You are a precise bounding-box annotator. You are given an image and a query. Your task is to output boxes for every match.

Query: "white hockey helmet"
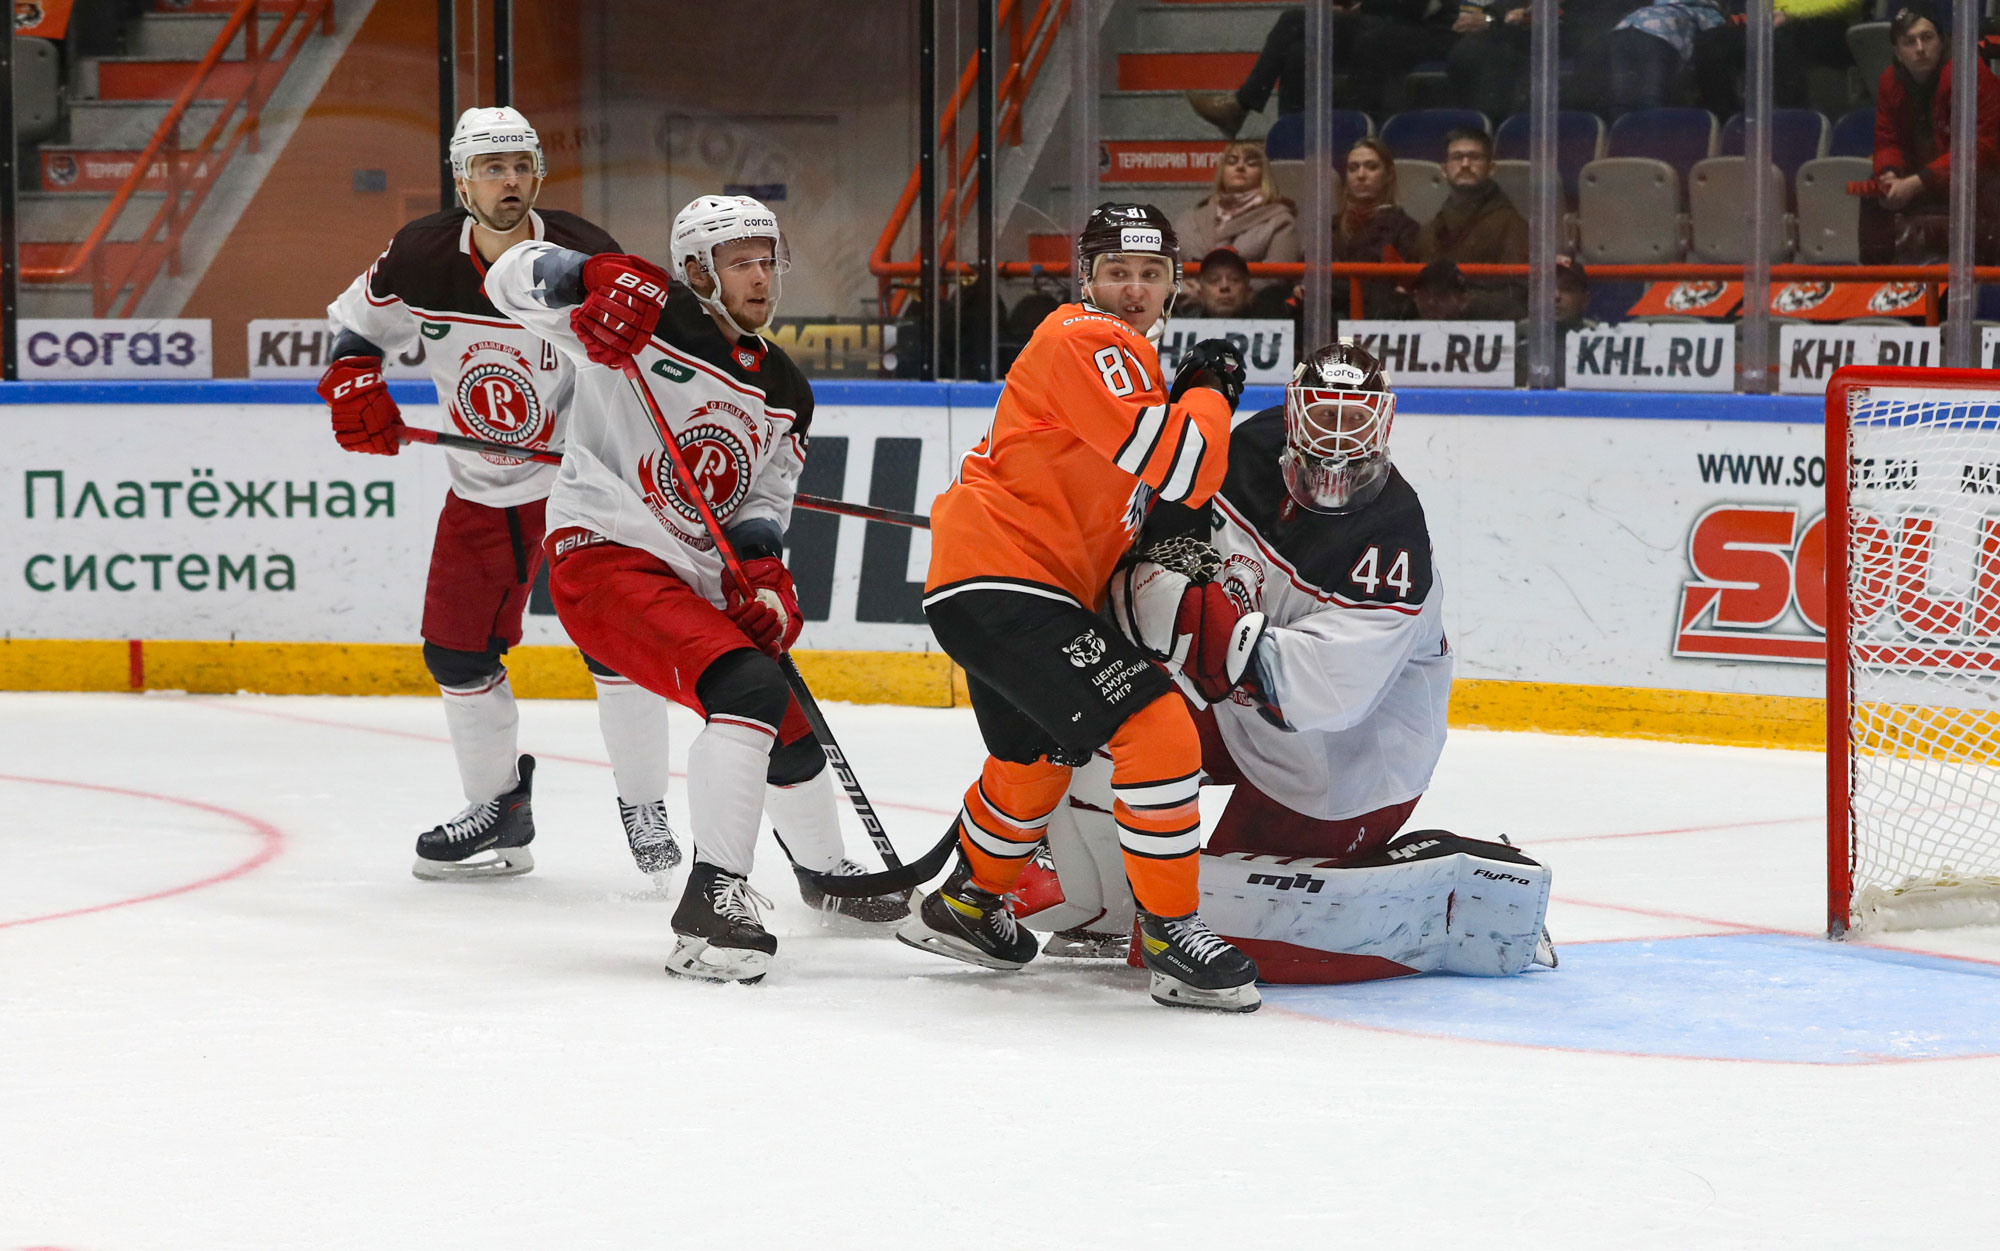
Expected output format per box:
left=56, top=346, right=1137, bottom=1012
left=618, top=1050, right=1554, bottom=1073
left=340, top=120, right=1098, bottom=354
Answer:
left=1282, top=339, right=1396, bottom=514
left=449, top=106, right=546, bottom=181
left=671, top=194, right=791, bottom=337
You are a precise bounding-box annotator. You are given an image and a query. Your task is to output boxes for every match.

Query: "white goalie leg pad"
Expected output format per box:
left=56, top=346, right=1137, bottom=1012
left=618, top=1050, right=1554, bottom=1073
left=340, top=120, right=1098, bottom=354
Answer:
left=685, top=717, right=775, bottom=877
left=1198, top=832, right=1553, bottom=983
left=1021, top=753, right=1136, bottom=934
left=764, top=766, right=844, bottom=872
left=439, top=670, right=520, bottom=803
left=593, top=672, right=673, bottom=805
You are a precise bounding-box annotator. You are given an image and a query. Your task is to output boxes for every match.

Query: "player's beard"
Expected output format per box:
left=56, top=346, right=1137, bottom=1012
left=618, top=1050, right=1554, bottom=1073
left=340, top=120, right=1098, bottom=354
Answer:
left=472, top=195, right=530, bottom=232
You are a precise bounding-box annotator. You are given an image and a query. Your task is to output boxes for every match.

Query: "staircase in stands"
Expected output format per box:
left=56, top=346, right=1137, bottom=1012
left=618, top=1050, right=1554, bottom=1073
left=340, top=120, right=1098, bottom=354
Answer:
left=20, top=0, right=331, bottom=319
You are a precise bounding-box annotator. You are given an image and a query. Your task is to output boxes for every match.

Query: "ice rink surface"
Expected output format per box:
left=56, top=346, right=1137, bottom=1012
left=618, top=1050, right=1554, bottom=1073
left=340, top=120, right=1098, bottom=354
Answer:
left=6, top=691, right=1997, bottom=1250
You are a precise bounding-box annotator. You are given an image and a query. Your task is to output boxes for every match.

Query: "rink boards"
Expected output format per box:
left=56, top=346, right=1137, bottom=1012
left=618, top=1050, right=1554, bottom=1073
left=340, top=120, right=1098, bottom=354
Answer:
left=1, top=380, right=1837, bottom=744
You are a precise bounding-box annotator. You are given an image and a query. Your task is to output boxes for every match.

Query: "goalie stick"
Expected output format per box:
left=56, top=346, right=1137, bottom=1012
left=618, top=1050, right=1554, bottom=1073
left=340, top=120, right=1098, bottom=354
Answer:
left=396, top=427, right=931, bottom=529
left=612, top=360, right=957, bottom=896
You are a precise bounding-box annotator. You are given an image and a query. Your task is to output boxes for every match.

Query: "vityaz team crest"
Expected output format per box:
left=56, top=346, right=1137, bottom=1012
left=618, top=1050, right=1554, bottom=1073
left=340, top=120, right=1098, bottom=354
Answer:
left=453, top=340, right=550, bottom=461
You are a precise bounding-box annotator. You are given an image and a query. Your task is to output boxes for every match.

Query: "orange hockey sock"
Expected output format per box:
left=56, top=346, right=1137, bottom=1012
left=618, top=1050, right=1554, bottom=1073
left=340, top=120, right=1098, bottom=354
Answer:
left=1105, top=693, right=1204, bottom=918
left=956, top=756, right=1072, bottom=895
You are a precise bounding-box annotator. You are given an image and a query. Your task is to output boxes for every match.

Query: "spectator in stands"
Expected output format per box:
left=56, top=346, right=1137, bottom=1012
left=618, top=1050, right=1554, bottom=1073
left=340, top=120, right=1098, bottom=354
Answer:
left=1694, top=0, right=1862, bottom=115
left=1187, top=248, right=1257, bottom=318
left=1333, top=138, right=1421, bottom=318
left=1516, top=255, right=1601, bottom=384
left=1186, top=2, right=1466, bottom=134
left=1174, top=141, right=1302, bottom=266
left=1407, top=259, right=1519, bottom=319
left=1571, top=0, right=1733, bottom=117
left=1446, top=0, right=1642, bottom=118
left=1186, top=7, right=1304, bottom=138
left=1862, top=0, right=2000, bottom=263
left=1418, top=128, right=1528, bottom=315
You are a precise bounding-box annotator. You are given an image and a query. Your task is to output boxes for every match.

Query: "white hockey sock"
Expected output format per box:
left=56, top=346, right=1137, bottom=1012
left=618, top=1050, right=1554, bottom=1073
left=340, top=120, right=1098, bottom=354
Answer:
left=685, top=717, right=775, bottom=877
left=593, top=672, right=673, bottom=804
left=439, top=670, right=520, bottom=803
left=765, top=765, right=845, bottom=872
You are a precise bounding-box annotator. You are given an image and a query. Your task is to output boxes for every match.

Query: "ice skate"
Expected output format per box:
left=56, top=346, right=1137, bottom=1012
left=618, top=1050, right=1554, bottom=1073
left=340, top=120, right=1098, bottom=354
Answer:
left=1041, top=926, right=1129, bottom=960
left=794, top=858, right=911, bottom=924
left=1137, top=911, right=1261, bottom=1013
left=619, top=798, right=683, bottom=880
left=667, top=861, right=778, bottom=984
left=413, top=755, right=537, bottom=880
left=897, top=864, right=1038, bottom=970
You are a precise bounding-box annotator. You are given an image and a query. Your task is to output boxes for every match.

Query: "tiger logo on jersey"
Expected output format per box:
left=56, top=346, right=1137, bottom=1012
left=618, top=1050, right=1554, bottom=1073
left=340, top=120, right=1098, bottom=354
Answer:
left=453, top=341, right=550, bottom=461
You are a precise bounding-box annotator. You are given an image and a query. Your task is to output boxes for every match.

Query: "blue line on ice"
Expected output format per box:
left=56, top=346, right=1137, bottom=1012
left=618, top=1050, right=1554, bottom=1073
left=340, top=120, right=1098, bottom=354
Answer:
left=1264, top=934, right=2000, bottom=1064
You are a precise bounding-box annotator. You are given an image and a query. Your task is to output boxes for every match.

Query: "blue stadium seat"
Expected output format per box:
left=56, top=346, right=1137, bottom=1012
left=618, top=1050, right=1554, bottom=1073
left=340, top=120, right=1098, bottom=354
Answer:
left=1606, top=108, right=1719, bottom=185
left=1378, top=109, right=1491, bottom=164
left=1830, top=107, right=1875, bottom=159
left=1263, top=109, right=1373, bottom=162
left=1494, top=111, right=1605, bottom=200
left=1720, top=110, right=1830, bottom=182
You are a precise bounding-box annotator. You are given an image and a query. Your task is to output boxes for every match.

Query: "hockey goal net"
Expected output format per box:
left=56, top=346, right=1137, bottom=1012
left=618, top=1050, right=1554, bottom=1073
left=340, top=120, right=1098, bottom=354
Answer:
left=1828, top=366, right=2000, bottom=936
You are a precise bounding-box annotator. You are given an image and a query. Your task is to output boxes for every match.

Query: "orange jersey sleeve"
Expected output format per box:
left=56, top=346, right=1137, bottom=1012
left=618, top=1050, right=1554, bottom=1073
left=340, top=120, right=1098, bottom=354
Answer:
left=1031, top=309, right=1232, bottom=509
left=925, top=305, right=1234, bottom=607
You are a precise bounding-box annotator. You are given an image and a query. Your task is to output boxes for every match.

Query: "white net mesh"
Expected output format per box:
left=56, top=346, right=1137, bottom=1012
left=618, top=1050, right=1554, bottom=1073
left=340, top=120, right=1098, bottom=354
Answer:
left=1842, top=382, right=2000, bottom=931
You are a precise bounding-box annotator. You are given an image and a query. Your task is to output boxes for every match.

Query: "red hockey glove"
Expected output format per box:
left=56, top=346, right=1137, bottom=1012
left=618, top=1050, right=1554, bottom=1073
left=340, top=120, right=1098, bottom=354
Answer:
left=725, top=556, right=803, bottom=657
left=316, top=356, right=404, bottom=455
left=571, top=253, right=673, bottom=367
left=1108, top=560, right=1266, bottom=704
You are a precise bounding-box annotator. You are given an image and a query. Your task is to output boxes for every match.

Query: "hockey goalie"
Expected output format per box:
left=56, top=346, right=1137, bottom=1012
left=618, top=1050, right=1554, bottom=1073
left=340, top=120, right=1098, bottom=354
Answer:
left=1018, top=339, right=1557, bottom=983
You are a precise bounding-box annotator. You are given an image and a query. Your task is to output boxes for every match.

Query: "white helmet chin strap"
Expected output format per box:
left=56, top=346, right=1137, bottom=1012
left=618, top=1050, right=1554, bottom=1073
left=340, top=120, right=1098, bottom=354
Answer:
left=691, top=250, right=777, bottom=340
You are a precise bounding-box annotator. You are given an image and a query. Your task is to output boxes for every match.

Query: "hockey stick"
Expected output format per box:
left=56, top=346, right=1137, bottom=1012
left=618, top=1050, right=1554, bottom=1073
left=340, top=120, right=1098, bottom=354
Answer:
left=397, top=427, right=932, bottom=529
left=613, top=359, right=956, bottom=895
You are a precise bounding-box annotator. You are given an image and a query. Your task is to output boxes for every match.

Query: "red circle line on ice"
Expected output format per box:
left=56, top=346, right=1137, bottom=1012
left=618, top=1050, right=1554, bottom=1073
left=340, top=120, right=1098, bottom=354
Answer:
left=0, top=774, right=286, bottom=930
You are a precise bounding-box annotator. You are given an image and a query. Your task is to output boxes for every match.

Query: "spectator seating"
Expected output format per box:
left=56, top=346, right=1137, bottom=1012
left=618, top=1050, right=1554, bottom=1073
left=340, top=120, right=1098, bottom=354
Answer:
left=1395, top=158, right=1450, bottom=225
left=1494, top=112, right=1606, bottom=202
left=1848, top=23, right=1893, bottom=102
left=1379, top=109, right=1491, bottom=163
left=1492, top=160, right=1532, bottom=218
left=1578, top=159, right=1681, bottom=263
left=16, top=37, right=58, bottom=144
left=1264, top=109, right=1373, bottom=162
left=1720, top=111, right=1830, bottom=184
left=1607, top=108, right=1719, bottom=189
left=1829, top=108, right=1875, bottom=159
left=1689, top=158, right=1791, bottom=263
left=1796, top=156, right=1871, bottom=263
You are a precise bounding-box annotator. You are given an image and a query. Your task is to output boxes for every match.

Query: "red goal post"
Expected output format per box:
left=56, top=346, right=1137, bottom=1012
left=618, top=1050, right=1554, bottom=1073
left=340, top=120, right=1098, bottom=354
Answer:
left=1826, top=365, right=2000, bottom=937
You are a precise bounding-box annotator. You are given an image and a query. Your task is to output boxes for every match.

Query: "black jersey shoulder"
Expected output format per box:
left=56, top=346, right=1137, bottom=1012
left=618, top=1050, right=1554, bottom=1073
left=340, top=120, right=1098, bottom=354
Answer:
left=1217, top=408, right=1433, bottom=605
left=536, top=209, right=620, bottom=256
left=372, top=209, right=619, bottom=319
left=654, top=287, right=815, bottom=436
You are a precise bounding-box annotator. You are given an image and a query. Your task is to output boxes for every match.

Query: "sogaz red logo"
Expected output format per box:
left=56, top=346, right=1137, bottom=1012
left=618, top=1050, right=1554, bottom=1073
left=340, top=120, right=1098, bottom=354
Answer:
left=1677, top=504, right=2000, bottom=669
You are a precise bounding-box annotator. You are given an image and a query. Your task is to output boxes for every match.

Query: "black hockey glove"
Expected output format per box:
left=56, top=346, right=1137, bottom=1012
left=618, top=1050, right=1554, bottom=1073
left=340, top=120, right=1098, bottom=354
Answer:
left=1169, top=338, right=1247, bottom=411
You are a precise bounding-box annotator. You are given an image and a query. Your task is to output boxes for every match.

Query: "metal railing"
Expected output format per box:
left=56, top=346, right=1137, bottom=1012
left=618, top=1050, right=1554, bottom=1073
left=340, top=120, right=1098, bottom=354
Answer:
left=868, top=0, right=1069, bottom=313
left=21, top=0, right=334, bottom=317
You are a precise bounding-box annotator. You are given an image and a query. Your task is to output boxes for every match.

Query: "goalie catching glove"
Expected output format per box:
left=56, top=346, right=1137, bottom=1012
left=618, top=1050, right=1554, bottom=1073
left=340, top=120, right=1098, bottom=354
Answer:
left=1108, top=537, right=1267, bottom=705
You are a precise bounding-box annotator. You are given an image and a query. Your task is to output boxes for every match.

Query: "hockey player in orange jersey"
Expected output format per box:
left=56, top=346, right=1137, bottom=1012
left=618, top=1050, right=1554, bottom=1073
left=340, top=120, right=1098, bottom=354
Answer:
left=900, top=203, right=1265, bottom=1011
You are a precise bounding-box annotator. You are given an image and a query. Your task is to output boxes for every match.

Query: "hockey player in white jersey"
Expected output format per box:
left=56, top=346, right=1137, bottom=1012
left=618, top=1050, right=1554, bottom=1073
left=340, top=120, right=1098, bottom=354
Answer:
left=483, top=194, right=907, bottom=984
left=318, top=106, right=679, bottom=883
left=1031, top=340, right=1555, bottom=979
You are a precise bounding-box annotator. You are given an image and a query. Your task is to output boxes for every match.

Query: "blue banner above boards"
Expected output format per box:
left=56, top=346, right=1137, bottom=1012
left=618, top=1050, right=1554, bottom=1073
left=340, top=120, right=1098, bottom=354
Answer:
left=0, top=379, right=1826, bottom=424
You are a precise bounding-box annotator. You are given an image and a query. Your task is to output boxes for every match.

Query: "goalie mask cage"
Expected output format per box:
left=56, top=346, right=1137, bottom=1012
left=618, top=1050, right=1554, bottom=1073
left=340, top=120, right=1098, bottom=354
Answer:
left=1827, top=365, right=2000, bottom=937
